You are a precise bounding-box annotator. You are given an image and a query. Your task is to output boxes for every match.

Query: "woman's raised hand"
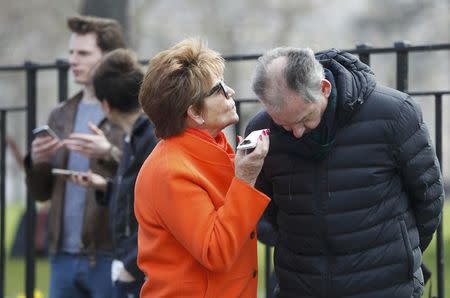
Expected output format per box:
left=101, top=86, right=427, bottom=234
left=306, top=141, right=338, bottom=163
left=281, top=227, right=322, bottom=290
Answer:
left=234, top=129, right=270, bottom=186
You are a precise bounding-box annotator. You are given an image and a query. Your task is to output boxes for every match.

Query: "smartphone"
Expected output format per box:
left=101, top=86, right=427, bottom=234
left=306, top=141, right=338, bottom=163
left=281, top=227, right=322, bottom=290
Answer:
left=51, top=168, right=88, bottom=177
left=32, top=125, right=60, bottom=140
left=237, top=129, right=266, bottom=150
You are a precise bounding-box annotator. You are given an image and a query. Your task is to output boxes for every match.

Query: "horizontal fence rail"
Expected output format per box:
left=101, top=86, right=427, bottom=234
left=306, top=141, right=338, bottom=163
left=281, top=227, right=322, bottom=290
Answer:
left=0, top=42, right=449, bottom=298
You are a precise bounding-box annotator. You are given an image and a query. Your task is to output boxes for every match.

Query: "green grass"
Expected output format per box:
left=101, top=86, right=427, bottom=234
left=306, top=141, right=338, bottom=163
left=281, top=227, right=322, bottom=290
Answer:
left=5, top=202, right=450, bottom=298
left=422, top=202, right=450, bottom=298
left=257, top=242, right=273, bottom=298
left=5, top=203, right=49, bottom=298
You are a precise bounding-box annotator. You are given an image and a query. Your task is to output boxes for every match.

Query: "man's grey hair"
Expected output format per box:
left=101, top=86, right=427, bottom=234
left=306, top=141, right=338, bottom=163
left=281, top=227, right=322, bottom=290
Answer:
left=252, top=47, right=324, bottom=110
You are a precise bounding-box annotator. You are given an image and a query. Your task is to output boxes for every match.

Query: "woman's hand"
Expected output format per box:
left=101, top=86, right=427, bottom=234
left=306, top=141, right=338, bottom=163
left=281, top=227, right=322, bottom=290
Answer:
left=234, top=129, right=270, bottom=186
left=68, top=171, right=108, bottom=192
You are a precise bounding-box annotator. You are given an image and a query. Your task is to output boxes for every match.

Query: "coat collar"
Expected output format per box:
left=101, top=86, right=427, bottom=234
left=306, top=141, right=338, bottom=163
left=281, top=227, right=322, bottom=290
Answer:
left=132, top=114, right=151, bottom=136
left=169, top=128, right=235, bottom=167
left=315, top=49, right=377, bottom=126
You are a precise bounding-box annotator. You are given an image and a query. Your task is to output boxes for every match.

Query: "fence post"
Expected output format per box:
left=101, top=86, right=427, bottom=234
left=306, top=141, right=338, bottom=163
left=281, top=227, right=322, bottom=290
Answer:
left=0, top=110, right=6, bottom=298
left=235, top=101, right=242, bottom=140
left=356, top=43, right=371, bottom=66
left=24, top=61, right=37, bottom=298
left=394, top=41, right=410, bottom=92
left=56, top=59, right=70, bottom=102
left=265, top=245, right=271, bottom=298
left=434, top=94, right=444, bottom=298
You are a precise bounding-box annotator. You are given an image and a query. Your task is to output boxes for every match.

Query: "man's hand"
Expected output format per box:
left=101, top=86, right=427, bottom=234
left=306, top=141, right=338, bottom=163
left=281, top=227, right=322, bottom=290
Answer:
left=31, top=136, right=63, bottom=165
left=64, top=122, right=112, bottom=159
left=111, top=259, right=136, bottom=283
left=68, top=171, right=107, bottom=192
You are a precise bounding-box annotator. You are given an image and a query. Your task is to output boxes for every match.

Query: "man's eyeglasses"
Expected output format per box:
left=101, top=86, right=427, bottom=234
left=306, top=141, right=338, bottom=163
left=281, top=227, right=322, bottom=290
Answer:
left=206, top=81, right=230, bottom=99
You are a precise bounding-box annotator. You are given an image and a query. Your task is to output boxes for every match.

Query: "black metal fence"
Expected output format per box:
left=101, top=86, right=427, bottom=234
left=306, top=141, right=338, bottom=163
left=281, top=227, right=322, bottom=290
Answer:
left=0, top=42, right=449, bottom=298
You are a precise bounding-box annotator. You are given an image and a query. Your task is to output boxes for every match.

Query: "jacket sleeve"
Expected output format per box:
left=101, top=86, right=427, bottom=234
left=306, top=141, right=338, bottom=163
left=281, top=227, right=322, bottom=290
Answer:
left=95, top=180, right=112, bottom=206
left=156, top=174, right=270, bottom=273
left=97, top=144, right=122, bottom=170
left=393, top=97, right=444, bottom=251
left=245, top=116, right=278, bottom=245
left=24, top=154, right=53, bottom=201
left=122, top=232, right=145, bottom=281
left=255, top=169, right=278, bottom=246
left=95, top=120, right=124, bottom=174
left=23, top=108, right=61, bottom=202
left=257, top=209, right=278, bottom=246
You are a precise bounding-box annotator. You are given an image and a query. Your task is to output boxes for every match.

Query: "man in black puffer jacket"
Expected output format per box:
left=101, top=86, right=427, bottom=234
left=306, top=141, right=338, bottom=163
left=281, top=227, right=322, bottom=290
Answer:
left=246, top=47, right=444, bottom=298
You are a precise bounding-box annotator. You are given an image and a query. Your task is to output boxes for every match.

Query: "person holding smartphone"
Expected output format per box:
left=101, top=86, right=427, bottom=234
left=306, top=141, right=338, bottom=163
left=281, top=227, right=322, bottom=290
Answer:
left=24, top=15, right=126, bottom=298
left=134, top=39, right=271, bottom=298
left=67, top=49, right=158, bottom=298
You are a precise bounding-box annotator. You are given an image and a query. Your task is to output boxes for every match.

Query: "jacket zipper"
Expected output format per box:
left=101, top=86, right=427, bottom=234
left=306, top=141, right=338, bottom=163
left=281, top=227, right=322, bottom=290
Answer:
left=114, top=175, right=123, bottom=245
left=319, top=157, right=332, bottom=297
left=125, top=194, right=131, bottom=237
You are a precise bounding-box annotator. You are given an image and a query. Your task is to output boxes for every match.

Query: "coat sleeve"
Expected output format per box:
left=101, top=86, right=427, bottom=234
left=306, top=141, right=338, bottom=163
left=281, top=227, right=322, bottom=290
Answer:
left=156, top=173, right=270, bottom=273
left=257, top=209, right=278, bottom=246
left=24, top=108, right=61, bottom=202
left=393, top=97, right=444, bottom=251
left=245, top=115, right=278, bottom=245
left=24, top=154, right=53, bottom=201
left=255, top=169, right=278, bottom=246
left=95, top=178, right=115, bottom=206
left=121, top=127, right=157, bottom=280
left=122, top=232, right=144, bottom=280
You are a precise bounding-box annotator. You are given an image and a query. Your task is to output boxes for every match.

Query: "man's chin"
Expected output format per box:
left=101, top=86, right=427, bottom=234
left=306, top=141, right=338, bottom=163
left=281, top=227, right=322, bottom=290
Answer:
left=74, top=78, right=88, bottom=85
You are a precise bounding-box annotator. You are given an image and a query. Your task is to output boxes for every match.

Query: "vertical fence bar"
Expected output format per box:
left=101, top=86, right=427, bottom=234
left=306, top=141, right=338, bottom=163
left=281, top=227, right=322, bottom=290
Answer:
left=265, top=245, right=271, bottom=298
left=356, top=44, right=371, bottom=66
left=0, top=110, right=6, bottom=298
left=394, top=41, right=410, bottom=92
left=56, top=59, right=69, bottom=102
left=25, top=61, right=37, bottom=298
left=434, top=94, right=444, bottom=298
left=235, top=101, right=242, bottom=141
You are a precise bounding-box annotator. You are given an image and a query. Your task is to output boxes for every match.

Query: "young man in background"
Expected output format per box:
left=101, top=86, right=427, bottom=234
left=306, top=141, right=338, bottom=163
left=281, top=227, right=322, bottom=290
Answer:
left=68, top=48, right=158, bottom=298
left=25, top=15, right=126, bottom=298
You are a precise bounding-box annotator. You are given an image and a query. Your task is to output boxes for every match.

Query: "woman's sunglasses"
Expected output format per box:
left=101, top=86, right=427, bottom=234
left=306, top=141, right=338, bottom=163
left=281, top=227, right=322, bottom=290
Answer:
left=206, top=81, right=230, bottom=99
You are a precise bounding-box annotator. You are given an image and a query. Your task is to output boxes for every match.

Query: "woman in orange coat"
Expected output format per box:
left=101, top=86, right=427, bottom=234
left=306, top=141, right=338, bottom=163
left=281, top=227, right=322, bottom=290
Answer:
left=135, top=38, right=271, bottom=297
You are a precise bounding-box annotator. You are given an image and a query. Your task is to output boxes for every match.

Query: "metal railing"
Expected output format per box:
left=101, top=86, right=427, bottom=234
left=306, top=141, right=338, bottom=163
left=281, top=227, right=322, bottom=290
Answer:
left=0, top=42, right=449, bottom=298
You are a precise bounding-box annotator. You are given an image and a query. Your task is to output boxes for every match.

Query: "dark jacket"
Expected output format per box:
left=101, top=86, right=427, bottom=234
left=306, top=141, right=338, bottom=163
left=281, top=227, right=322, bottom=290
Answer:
left=25, top=92, right=124, bottom=256
left=97, top=114, right=158, bottom=280
left=246, top=49, right=444, bottom=298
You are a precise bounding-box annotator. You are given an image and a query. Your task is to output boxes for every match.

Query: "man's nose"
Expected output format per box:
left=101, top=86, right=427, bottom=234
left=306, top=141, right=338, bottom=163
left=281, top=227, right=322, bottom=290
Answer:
left=292, top=126, right=305, bottom=139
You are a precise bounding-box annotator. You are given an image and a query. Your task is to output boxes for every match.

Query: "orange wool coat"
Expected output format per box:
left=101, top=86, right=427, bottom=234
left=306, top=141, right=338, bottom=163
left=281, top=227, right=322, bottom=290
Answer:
left=134, top=128, right=270, bottom=297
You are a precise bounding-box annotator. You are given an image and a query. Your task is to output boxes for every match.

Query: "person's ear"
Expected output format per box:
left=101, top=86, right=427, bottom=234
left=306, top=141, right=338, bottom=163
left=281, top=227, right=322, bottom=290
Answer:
left=100, top=100, right=111, bottom=114
left=187, top=105, right=205, bottom=126
left=321, top=79, right=332, bottom=98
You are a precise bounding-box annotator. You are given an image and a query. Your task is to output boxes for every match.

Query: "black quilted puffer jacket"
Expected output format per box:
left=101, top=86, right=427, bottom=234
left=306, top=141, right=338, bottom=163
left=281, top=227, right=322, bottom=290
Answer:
left=246, top=49, right=444, bottom=298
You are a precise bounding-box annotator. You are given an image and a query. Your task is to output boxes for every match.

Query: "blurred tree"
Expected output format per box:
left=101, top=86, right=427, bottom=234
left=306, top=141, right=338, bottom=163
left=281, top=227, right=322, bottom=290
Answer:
left=354, top=0, right=446, bottom=43
left=352, top=0, right=448, bottom=89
